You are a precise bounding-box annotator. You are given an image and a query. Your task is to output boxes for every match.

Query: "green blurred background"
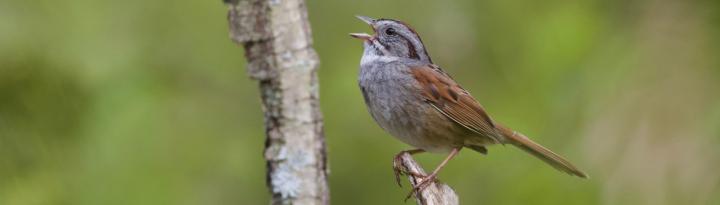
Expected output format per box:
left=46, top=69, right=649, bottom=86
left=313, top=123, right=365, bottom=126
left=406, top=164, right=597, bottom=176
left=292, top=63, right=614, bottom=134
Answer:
left=1, top=0, right=719, bottom=204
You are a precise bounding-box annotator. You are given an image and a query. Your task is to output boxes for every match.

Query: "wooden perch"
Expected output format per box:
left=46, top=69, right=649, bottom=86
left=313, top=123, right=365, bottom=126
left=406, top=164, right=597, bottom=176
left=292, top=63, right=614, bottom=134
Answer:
left=396, top=152, right=459, bottom=205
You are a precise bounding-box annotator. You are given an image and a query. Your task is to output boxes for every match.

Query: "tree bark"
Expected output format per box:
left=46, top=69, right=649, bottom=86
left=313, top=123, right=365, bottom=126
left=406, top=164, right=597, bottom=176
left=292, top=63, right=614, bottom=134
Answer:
left=224, top=0, right=329, bottom=204
left=397, top=153, right=459, bottom=205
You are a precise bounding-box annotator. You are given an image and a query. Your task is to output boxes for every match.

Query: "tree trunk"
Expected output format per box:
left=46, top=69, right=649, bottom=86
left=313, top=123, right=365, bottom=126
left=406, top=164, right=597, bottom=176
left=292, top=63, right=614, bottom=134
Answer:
left=224, top=0, right=329, bottom=204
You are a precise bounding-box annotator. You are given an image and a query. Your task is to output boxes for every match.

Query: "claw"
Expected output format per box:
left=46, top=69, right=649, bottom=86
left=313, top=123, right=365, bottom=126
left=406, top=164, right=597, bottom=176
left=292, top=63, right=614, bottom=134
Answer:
left=393, top=154, right=405, bottom=187
left=393, top=149, right=426, bottom=187
left=404, top=173, right=438, bottom=201
left=394, top=160, right=427, bottom=188
left=399, top=147, right=459, bottom=201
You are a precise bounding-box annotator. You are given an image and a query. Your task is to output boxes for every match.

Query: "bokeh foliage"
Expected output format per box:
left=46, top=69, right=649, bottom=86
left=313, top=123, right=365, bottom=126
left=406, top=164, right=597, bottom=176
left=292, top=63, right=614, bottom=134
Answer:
left=1, top=0, right=719, bottom=204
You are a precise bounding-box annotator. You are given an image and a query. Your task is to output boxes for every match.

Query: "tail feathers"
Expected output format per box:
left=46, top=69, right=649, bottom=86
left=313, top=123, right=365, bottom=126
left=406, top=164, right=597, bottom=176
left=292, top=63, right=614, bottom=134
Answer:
left=497, top=124, right=588, bottom=178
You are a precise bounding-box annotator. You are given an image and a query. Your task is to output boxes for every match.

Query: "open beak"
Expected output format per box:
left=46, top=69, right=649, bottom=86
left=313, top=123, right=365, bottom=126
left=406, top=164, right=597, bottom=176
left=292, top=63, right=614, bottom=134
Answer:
left=349, top=33, right=372, bottom=40
left=356, top=15, right=375, bottom=25
left=350, top=15, right=375, bottom=41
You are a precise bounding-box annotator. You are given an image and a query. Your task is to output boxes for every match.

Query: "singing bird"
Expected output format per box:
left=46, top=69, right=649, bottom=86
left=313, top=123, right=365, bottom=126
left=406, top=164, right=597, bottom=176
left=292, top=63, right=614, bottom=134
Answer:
left=350, top=16, right=588, bottom=197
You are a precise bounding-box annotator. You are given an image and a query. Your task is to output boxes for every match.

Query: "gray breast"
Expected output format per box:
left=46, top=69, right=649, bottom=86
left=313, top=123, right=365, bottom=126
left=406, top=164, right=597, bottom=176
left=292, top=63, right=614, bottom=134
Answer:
left=358, top=59, right=463, bottom=153
left=359, top=61, right=420, bottom=125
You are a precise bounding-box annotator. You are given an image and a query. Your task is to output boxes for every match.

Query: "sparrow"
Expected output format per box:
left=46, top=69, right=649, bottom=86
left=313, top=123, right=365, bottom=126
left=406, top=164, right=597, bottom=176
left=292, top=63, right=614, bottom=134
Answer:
left=350, top=15, right=587, bottom=197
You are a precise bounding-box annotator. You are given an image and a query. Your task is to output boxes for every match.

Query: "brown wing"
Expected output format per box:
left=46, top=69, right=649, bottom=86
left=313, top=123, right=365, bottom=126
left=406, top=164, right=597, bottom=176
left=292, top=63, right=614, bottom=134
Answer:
left=410, top=64, right=502, bottom=143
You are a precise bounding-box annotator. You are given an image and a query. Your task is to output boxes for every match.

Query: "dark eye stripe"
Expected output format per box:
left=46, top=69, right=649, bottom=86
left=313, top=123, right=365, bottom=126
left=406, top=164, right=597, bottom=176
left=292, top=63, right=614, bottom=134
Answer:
left=403, top=36, right=420, bottom=60
left=377, top=19, right=433, bottom=63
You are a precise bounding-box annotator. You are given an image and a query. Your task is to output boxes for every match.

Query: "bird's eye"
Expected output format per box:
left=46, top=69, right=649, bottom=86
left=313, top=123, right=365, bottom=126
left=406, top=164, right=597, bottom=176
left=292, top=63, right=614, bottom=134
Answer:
left=385, top=28, right=397, bottom=36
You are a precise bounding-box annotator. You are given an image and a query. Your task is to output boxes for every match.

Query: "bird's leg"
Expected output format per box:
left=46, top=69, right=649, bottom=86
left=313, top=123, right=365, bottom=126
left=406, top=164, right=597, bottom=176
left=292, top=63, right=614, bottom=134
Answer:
left=405, top=147, right=462, bottom=201
left=393, top=149, right=425, bottom=187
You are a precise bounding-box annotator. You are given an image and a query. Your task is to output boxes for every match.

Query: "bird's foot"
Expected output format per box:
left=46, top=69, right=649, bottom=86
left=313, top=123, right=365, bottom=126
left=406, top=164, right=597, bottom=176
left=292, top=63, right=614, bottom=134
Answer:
left=404, top=172, right=438, bottom=201
left=393, top=151, right=427, bottom=187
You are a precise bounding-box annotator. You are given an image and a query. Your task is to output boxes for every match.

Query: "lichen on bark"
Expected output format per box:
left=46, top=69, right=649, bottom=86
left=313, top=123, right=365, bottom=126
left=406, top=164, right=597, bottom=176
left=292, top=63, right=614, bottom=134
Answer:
left=225, top=0, right=329, bottom=204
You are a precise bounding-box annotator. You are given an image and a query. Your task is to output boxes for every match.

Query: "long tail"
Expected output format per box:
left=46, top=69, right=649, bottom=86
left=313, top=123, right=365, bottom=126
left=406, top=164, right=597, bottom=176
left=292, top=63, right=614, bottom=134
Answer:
left=496, top=124, right=588, bottom=178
